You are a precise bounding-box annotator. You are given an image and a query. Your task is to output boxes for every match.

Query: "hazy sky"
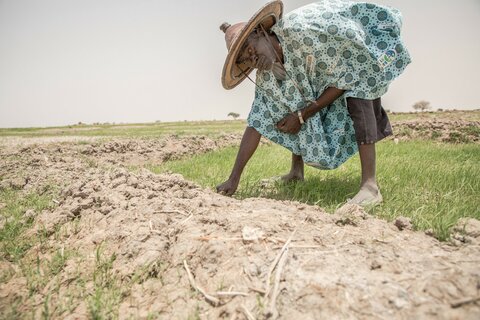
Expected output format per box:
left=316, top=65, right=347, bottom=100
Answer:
left=0, top=0, right=479, bottom=128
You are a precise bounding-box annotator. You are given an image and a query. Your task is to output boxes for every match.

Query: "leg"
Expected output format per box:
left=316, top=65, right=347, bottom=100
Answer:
left=216, top=126, right=261, bottom=196
left=349, top=143, right=382, bottom=204
left=281, top=153, right=304, bottom=182
left=346, top=97, right=391, bottom=205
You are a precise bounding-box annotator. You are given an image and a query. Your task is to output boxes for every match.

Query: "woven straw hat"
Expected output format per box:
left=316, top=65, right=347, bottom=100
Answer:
left=220, top=1, right=283, bottom=90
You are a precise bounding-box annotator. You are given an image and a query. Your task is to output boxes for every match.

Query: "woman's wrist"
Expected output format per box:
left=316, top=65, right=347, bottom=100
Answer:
left=302, top=101, right=319, bottom=121
left=297, top=110, right=305, bottom=124
left=303, top=87, right=345, bottom=121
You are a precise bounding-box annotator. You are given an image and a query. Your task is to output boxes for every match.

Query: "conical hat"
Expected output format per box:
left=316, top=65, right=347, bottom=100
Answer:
left=220, top=1, right=283, bottom=90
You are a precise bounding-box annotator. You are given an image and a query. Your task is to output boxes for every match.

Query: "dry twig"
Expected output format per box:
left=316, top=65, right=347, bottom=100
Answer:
left=183, top=260, right=220, bottom=306
left=239, top=305, right=256, bottom=320
left=273, top=244, right=324, bottom=249
left=155, top=209, right=189, bottom=216
left=264, top=228, right=297, bottom=298
left=194, top=235, right=243, bottom=242
left=215, top=291, right=249, bottom=297
left=265, top=246, right=289, bottom=319
left=149, top=220, right=162, bottom=235
left=451, top=296, right=480, bottom=308
left=248, top=287, right=266, bottom=295
left=179, top=213, right=193, bottom=224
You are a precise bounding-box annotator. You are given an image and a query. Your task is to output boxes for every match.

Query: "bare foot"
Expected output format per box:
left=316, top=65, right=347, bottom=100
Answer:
left=281, top=153, right=304, bottom=182
left=280, top=171, right=304, bottom=182
left=259, top=171, right=303, bottom=189
left=348, top=184, right=383, bottom=206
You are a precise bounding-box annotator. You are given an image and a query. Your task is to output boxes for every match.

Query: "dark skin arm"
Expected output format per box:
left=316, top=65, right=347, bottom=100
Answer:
left=216, top=88, right=344, bottom=196
left=216, top=126, right=261, bottom=196
left=276, top=87, right=346, bottom=134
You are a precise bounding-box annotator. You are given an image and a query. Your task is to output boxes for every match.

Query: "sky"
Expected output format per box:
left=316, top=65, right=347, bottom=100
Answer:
left=0, top=0, right=479, bottom=128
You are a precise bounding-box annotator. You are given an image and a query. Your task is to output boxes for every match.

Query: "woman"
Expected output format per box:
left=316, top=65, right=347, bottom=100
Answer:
left=217, top=0, right=410, bottom=205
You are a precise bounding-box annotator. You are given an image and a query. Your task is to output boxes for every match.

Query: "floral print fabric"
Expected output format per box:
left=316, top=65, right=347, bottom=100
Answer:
left=247, top=0, right=411, bottom=169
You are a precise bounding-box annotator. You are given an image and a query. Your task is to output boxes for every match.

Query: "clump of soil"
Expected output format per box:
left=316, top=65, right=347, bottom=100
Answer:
left=1, top=135, right=479, bottom=319
left=450, top=218, right=480, bottom=246
left=394, top=216, right=413, bottom=231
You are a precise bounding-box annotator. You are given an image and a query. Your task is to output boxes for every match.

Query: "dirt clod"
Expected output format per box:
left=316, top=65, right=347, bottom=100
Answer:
left=370, top=260, right=382, bottom=270
left=242, top=226, right=264, bottom=243
left=334, top=203, right=368, bottom=226
left=394, top=216, right=413, bottom=231
left=453, top=218, right=480, bottom=238
left=24, top=209, right=36, bottom=219
left=450, top=218, right=480, bottom=246
left=9, top=177, right=27, bottom=190
left=425, top=229, right=435, bottom=237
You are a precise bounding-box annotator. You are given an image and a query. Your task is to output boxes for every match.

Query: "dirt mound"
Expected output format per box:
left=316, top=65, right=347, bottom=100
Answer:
left=77, top=135, right=240, bottom=164
left=1, top=135, right=479, bottom=319
left=392, top=119, right=480, bottom=143
left=0, top=134, right=241, bottom=193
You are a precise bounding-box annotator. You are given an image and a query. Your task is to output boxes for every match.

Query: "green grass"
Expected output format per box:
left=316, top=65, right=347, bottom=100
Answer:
left=88, top=245, right=124, bottom=320
left=0, top=187, right=62, bottom=317
left=0, top=120, right=247, bottom=138
left=0, top=188, right=56, bottom=262
left=151, top=140, right=480, bottom=240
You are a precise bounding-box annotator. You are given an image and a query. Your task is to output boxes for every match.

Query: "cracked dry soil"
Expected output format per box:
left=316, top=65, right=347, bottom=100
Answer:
left=0, top=135, right=479, bottom=319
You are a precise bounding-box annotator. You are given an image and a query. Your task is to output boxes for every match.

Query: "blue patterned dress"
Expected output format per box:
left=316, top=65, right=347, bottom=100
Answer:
left=247, top=0, right=411, bottom=169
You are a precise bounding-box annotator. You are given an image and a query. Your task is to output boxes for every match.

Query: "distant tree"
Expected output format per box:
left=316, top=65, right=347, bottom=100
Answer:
left=228, top=112, right=240, bottom=120
left=412, top=100, right=431, bottom=112
left=437, top=108, right=443, bottom=112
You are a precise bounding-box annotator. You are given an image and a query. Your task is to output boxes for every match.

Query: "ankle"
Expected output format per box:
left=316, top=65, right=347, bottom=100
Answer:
left=360, top=180, right=378, bottom=192
left=287, top=171, right=303, bottom=178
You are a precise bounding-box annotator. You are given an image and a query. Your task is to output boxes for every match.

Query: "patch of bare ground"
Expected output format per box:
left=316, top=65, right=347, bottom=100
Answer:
left=0, top=134, right=479, bottom=319
left=392, top=119, right=480, bottom=143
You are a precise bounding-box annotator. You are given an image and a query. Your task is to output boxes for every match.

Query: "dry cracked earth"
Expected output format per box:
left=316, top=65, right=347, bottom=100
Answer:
left=0, top=128, right=479, bottom=319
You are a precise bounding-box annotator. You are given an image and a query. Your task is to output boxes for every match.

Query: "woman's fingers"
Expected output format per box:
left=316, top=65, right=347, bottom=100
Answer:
left=256, top=56, right=265, bottom=70
left=216, top=180, right=237, bottom=196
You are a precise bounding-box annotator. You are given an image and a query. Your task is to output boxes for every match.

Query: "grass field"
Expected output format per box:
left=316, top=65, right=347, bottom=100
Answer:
left=151, top=139, right=480, bottom=241
left=1, top=109, right=478, bottom=138
left=0, top=120, right=247, bottom=138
